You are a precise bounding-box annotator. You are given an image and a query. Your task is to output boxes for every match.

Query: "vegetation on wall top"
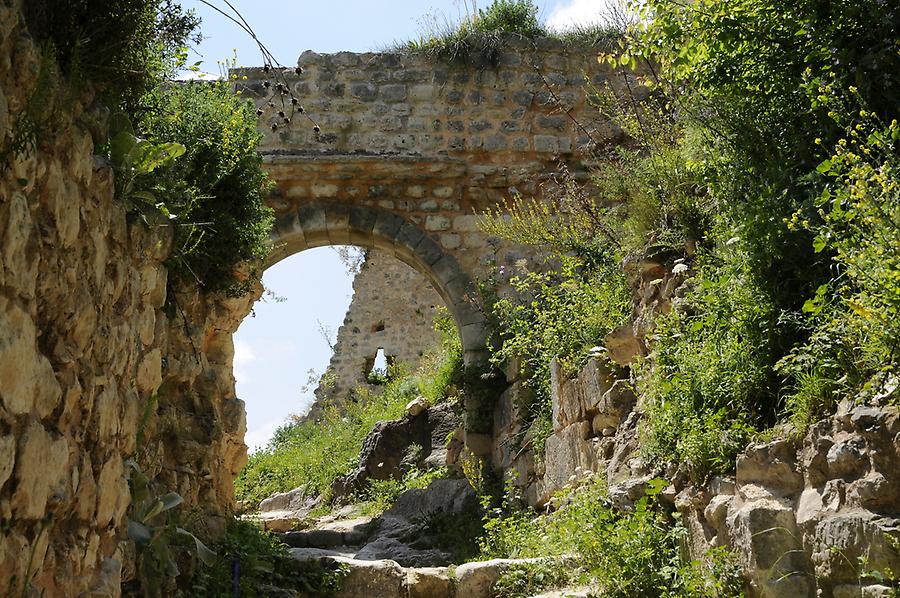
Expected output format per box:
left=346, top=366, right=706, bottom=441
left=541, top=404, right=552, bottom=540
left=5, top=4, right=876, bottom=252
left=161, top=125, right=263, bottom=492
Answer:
left=397, top=0, right=620, bottom=66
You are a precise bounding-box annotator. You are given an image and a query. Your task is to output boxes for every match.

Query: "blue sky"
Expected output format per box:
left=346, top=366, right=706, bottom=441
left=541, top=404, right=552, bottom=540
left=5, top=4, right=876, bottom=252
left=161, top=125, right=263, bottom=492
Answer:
left=181, top=0, right=615, bottom=451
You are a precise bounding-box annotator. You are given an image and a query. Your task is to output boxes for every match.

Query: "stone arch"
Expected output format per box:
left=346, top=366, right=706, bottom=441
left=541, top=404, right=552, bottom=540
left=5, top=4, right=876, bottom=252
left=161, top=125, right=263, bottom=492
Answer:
left=266, top=201, right=488, bottom=364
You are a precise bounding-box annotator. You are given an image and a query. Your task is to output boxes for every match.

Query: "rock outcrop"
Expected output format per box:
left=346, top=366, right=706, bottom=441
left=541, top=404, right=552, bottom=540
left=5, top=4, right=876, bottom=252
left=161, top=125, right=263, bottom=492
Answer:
left=355, top=478, right=481, bottom=567
left=332, top=402, right=460, bottom=501
left=495, top=345, right=900, bottom=597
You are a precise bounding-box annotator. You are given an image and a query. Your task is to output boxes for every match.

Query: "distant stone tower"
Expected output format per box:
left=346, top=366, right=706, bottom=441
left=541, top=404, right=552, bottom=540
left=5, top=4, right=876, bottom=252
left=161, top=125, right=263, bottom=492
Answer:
left=309, top=250, right=444, bottom=417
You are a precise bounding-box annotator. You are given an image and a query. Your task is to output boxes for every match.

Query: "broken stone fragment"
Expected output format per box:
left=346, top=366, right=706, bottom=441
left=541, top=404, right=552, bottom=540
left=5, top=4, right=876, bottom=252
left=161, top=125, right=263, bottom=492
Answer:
left=406, top=397, right=427, bottom=417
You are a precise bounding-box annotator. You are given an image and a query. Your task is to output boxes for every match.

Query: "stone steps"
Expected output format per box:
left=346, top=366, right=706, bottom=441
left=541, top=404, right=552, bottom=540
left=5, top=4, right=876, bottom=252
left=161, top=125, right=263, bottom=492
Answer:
left=290, top=554, right=577, bottom=598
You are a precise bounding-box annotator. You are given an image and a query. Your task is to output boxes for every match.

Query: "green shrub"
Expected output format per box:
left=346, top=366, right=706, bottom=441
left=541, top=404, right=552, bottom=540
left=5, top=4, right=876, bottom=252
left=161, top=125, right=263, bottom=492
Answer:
left=492, top=256, right=628, bottom=400
left=639, top=244, right=780, bottom=481
left=23, top=0, right=199, bottom=106
left=478, top=198, right=630, bottom=450
left=190, top=519, right=347, bottom=597
left=480, top=477, right=745, bottom=597
left=137, top=81, right=273, bottom=295
left=472, top=0, right=543, bottom=37
left=603, top=0, right=900, bottom=468
left=493, top=560, right=570, bottom=598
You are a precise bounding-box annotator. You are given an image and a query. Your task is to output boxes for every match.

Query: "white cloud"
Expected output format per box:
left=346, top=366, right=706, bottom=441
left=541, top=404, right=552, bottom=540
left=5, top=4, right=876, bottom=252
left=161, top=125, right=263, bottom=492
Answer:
left=547, top=0, right=620, bottom=30
left=175, top=70, right=222, bottom=81
left=233, top=339, right=255, bottom=384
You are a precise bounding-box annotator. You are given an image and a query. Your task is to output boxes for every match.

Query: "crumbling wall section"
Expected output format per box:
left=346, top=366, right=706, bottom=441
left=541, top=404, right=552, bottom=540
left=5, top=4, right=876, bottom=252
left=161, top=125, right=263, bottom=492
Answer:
left=311, top=250, right=443, bottom=415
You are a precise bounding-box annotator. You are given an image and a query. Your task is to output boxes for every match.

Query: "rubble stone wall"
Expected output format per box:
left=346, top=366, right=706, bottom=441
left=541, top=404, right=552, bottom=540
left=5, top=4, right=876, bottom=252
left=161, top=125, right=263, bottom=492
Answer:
left=0, top=5, right=252, bottom=595
left=242, top=41, right=638, bottom=366
left=312, top=250, right=443, bottom=412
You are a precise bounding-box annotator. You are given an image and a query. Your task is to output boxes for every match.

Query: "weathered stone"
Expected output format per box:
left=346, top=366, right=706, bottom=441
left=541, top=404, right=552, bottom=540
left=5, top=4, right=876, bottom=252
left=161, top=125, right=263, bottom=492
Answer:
left=726, top=497, right=813, bottom=595
left=406, top=567, right=454, bottom=598
left=0, top=301, right=39, bottom=415
left=604, top=324, right=643, bottom=365
left=812, top=512, right=900, bottom=586
left=0, top=434, right=15, bottom=490
left=12, top=421, right=70, bottom=520
left=330, top=557, right=406, bottom=598
left=406, top=397, right=427, bottom=417
left=826, top=439, right=867, bottom=478
left=736, top=440, right=803, bottom=497
left=355, top=478, right=480, bottom=567
left=332, top=403, right=459, bottom=500
left=539, top=422, right=596, bottom=504
left=95, top=456, right=128, bottom=529
left=456, top=558, right=546, bottom=597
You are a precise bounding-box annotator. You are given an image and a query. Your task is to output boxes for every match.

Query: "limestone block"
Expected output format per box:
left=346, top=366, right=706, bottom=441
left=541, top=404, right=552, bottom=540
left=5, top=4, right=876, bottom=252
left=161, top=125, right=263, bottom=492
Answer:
left=43, top=160, right=81, bottom=247
left=604, top=324, right=643, bottom=366
left=736, top=439, right=803, bottom=498
left=135, top=349, right=162, bottom=394
left=726, top=496, right=813, bottom=596
left=826, top=439, right=867, bottom=479
left=12, top=421, right=70, bottom=519
left=406, top=397, right=427, bottom=417
left=1, top=192, right=37, bottom=297
left=312, top=182, right=339, bottom=198
left=94, top=385, right=119, bottom=441
left=533, top=135, right=559, bottom=153
left=329, top=556, right=406, bottom=598
left=406, top=567, right=454, bottom=598
left=95, top=456, right=128, bottom=528
left=579, top=358, right=620, bottom=412
left=0, top=300, right=56, bottom=416
left=380, top=84, right=408, bottom=103
left=704, top=494, right=734, bottom=534
left=539, top=422, right=596, bottom=504
left=812, top=512, right=900, bottom=587
left=0, top=434, right=14, bottom=490
left=75, top=454, right=98, bottom=521
left=550, top=358, right=583, bottom=430
left=456, top=558, right=546, bottom=598
left=452, top=215, right=480, bottom=232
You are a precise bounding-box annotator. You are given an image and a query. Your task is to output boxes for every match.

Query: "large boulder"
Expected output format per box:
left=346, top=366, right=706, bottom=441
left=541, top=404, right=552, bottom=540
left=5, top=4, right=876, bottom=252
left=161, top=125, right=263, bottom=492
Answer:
left=455, top=558, right=548, bottom=597
left=332, top=402, right=459, bottom=502
left=354, top=478, right=481, bottom=567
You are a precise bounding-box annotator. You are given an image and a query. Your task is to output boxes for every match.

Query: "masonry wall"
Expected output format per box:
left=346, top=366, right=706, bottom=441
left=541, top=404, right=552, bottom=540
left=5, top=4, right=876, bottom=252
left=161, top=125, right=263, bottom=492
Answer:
left=243, top=39, right=637, bottom=286
left=0, top=5, right=251, bottom=595
left=312, top=250, right=443, bottom=414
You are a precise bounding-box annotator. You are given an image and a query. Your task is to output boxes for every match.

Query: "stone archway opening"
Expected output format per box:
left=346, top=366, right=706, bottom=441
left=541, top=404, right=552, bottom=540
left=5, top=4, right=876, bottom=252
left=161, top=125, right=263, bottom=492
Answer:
left=266, top=201, right=489, bottom=366
left=234, top=226, right=474, bottom=452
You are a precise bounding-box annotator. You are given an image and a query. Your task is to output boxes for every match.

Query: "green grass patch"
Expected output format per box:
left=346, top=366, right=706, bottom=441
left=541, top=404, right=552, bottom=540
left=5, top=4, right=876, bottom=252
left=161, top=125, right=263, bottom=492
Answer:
left=235, top=310, right=463, bottom=509
left=394, top=0, right=620, bottom=66
left=479, top=477, right=745, bottom=597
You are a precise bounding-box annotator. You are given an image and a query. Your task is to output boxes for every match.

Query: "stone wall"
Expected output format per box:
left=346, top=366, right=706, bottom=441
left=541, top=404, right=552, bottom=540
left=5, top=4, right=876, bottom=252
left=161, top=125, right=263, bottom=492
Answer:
left=312, top=249, right=442, bottom=414
left=0, top=5, right=251, bottom=595
left=0, top=8, right=164, bottom=593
